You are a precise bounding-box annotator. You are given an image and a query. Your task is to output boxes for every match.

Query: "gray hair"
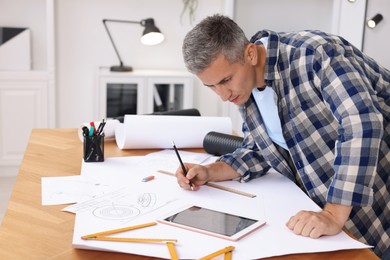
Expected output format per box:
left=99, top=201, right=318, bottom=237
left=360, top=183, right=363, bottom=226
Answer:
left=182, top=14, right=249, bottom=74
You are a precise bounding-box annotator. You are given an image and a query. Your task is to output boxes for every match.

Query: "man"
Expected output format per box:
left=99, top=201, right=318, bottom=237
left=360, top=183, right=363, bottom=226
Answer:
left=176, top=14, right=390, bottom=258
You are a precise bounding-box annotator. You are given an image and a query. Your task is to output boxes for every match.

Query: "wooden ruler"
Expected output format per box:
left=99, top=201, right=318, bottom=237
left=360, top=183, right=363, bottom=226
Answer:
left=157, top=170, right=256, bottom=198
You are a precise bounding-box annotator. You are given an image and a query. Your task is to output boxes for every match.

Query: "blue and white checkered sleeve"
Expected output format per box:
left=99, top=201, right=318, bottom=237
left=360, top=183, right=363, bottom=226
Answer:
left=314, top=43, right=383, bottom=206
left=218, top=122, right=271, bottom=182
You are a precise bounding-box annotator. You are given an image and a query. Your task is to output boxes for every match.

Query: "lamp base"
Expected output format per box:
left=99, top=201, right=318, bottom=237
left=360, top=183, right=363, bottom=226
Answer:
left=110, top=65, right=133, bottom=72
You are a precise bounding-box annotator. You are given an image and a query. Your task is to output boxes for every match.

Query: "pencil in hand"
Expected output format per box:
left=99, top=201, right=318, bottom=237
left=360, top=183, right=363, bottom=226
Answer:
left=172, top=141, right=194, bottom=190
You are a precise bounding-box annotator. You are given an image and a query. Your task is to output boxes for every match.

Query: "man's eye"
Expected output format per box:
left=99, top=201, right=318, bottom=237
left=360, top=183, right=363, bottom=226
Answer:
left=221, top=78, right=231, bottom=85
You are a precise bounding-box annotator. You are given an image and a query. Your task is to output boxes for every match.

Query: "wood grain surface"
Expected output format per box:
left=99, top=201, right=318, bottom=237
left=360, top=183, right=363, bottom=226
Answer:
left=0, top=129, right=378, bottom=259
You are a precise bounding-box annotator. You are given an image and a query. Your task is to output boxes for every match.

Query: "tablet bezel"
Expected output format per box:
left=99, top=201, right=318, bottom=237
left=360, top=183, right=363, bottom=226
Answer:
left=156, top=204, right=266, bottom=241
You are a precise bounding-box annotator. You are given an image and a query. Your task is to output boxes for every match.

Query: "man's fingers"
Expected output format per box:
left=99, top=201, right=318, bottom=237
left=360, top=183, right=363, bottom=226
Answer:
left=287, top=210, right=339, bottom=238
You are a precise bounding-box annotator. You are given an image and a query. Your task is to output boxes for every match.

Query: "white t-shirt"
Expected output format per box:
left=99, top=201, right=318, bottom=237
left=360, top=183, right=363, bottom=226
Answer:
left=252, top=37, right=288, bottom=150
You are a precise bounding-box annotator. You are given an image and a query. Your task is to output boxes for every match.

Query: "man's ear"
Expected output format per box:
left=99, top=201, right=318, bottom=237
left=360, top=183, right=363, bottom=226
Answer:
left=246, top=43, right=258, bottom=65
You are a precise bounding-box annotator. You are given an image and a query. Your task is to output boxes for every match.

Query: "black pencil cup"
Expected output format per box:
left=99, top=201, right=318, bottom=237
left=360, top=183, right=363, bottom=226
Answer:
left=83, top=134, right=104, bottom=162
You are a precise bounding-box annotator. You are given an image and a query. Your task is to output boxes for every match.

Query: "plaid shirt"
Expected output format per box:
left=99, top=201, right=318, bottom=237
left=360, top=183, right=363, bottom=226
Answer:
left=219, top=30, right=390, bottom=256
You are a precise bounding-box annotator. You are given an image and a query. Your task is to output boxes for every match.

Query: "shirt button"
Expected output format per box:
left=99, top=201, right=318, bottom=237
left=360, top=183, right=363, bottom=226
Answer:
left=296, top=161, right=303, bottom=169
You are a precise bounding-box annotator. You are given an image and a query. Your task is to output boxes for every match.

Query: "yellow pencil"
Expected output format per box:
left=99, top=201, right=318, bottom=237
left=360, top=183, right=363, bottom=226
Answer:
left=224, top=250, right=233, bottom=260
left=166, top=241, right=179, bottom=260
left=81, top=222, right=157, bottom=239
left=199, top=246, right=235, bottom=260
left=157, top=170, right=256, bottom=198
left=84, top=236, right=177, bottom=243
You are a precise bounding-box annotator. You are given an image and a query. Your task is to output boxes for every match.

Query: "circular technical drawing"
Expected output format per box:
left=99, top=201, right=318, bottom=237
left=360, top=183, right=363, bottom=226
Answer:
left=138, top=193, right=157, bottom=207
left=93, top=205, right=140, bottom=220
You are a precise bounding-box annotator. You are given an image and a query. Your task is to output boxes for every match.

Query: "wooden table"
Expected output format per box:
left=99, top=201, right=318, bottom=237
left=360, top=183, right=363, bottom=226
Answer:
left=0, top=129, right=379, bottom=259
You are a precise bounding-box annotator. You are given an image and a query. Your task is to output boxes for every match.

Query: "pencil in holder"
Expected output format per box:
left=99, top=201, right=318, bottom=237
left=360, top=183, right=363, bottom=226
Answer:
left=83, top=134, right=104, bottom=162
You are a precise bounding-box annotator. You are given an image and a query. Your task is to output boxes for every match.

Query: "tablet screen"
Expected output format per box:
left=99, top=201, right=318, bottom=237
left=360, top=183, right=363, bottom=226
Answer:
left=163, top=205, right=258, bottom=237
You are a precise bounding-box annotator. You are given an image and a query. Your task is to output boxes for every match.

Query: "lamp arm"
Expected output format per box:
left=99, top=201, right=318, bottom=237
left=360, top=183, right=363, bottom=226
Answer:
left=103, top=19, right=142, bottom=25
left=102, top=19, right=142, bottom=67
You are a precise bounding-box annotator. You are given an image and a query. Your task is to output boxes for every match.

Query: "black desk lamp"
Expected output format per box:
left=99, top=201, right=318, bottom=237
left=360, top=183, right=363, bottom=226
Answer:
left=103, top=18, right=164, bottom=72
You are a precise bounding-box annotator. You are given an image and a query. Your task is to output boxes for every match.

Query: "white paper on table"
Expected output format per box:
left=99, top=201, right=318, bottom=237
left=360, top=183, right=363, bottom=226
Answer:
left=72, top=170, right=267, bottom=259
left=115, top=115, right=232, bottom=149
left=146, top=149, right=219, bottom=164
left=61, top=151, right=216, bottom=202
left=41, top=175, right=113, bottom=206
left=71, top=154, right=372, bottom=259
left=143, top=149, right=219, bottom=173
left=78, top=119, right=120, bottom=142
left=64, top=185, right=177, bottom=221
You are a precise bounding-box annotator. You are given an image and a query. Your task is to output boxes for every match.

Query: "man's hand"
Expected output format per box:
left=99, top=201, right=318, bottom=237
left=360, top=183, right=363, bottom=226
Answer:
left=286, top=203, right=353, bottom=238
left=175, top=161, right=240, bottom=191
left=175, top=163, right=209, bottom=191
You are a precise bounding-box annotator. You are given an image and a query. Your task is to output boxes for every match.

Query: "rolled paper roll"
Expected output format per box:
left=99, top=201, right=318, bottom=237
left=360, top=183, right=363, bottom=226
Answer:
left=203, top=131, right=244, bottom=156
left=115, top=115, right=232, bottom=149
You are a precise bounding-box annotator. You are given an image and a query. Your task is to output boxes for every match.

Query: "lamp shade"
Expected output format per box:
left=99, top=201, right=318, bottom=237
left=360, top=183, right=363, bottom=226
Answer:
left=140, top=19, right=164, bottom=45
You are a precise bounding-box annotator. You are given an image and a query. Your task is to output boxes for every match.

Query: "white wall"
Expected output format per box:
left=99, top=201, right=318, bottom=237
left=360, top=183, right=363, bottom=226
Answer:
left=4, top=0, right=383, bottom=132
left=364, top=0, right=390, bottom=69
left=55, top=0, right=224, bottom=127
left=0, top=0, right=343, bottom=131
left=0, top=0, right=47, bottom=70
left=235, top=0, right=334, bottom=38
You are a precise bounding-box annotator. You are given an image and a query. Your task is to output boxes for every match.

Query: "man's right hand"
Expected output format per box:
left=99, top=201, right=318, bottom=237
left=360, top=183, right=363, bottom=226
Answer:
left=175, top=163, right=208, bottom=191
left=174, top=161, right=241, bottom=191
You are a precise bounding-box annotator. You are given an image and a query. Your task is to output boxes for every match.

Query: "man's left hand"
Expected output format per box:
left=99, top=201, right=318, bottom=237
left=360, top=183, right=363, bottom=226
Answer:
left=286, top=203, right=353, bottom=238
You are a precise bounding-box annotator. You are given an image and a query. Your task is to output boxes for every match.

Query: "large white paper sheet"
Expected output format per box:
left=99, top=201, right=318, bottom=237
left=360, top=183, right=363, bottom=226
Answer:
left=41, top=175, right=117, bottom=206
left=66, top=186, right=177, bottom=224
left=71, top=153, right=371, bottom=259
left=115, top=115, right=232, bottom=149
left=72, top=171, right=266, bottom=259
left=41, top=176, right=84, bottom=205
left=143, top=149, right=218, bottom=173
left=62, top=152, right=214, bottom=212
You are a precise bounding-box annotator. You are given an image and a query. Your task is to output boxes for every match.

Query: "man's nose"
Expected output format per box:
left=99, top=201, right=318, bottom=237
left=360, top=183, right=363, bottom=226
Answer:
left=214, top=85, right=230, bottom=102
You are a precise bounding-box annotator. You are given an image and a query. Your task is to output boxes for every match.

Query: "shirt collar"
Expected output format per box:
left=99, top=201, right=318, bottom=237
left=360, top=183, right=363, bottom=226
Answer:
left=250, top=30, right=281, bottom=84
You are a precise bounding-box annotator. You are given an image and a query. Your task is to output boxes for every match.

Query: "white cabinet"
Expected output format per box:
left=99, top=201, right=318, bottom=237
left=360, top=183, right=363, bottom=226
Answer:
left=97, top=68, right=194, bottom=119
left=0, top=71, right=50, bottom=176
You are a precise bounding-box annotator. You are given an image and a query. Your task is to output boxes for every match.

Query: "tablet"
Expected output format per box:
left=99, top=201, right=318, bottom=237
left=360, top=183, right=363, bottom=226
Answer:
left=157, top=205, right=266, bottom=241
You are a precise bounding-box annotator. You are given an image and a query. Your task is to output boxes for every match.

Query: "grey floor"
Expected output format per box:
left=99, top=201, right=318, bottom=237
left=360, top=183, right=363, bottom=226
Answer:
left=0, top=177, right=16, bottom=224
